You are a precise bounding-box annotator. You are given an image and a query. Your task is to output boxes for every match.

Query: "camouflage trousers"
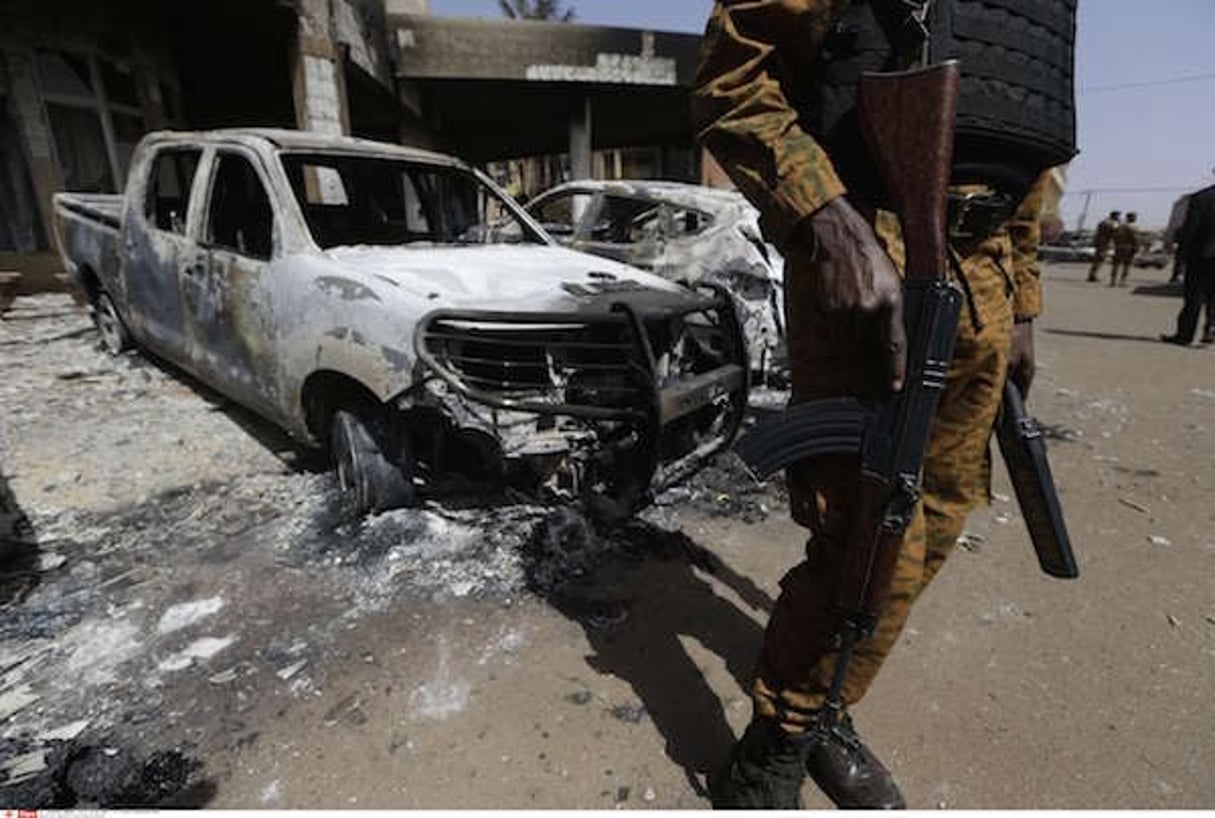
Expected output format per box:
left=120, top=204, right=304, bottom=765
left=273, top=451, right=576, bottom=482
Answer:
left=753, top=232, right=1015, bottom=731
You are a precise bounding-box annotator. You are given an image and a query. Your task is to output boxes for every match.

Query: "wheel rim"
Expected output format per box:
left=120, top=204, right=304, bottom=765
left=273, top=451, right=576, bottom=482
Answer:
left=333, top=418, right=368, bottom=510
left=96, top=297, right=123, bottom=353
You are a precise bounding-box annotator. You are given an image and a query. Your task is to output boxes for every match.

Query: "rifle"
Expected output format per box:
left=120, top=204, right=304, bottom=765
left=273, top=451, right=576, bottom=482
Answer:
left=735, top=62, right=963, bottom=728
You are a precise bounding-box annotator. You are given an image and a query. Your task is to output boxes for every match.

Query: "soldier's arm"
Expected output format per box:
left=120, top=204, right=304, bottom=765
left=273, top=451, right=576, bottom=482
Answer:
left=691, top=0, right=847, bottom=248
left=1008, top=171, right=1051, bottom=321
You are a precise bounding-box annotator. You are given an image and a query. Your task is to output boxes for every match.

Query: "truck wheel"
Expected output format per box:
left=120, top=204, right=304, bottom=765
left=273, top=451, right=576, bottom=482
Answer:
left=330, top=408, right=417, bottom=515
left=94, top=292, right=131, bottom=355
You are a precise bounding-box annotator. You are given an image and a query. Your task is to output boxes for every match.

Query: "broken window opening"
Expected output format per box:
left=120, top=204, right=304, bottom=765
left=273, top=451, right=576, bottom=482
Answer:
left=532, top=191, right=594, bottom=238
left=592, top=196, right=663, bottom=245
left=206, top=153, right=273, bottom=260
left=144, top=148, right=202, bottom=235
left=280, top=153, right=544, bottom=250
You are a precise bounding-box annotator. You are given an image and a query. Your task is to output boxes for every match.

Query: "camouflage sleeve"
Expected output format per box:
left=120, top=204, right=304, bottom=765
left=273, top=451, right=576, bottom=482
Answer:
left=691, top=0, right=847, bottom=248
left=1008, top=171, right=1050, bottom=321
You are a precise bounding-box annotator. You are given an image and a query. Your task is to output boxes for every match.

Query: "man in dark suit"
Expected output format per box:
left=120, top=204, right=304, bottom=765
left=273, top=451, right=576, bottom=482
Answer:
left=1163, top=183, right=1215, bottom=345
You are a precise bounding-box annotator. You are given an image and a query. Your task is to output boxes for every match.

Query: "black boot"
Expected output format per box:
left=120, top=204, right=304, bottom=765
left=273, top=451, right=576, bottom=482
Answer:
left=709, top=718, right=816, bottom=809
left=805, top=712, right=906, bottom=809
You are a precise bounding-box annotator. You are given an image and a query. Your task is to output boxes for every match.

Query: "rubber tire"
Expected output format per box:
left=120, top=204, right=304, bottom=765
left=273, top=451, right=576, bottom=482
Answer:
left=931, top=0, right=1078, bottom=171
left=330, top=408, right=417, bottom=515
left=94, top=292, right=131, bottom=355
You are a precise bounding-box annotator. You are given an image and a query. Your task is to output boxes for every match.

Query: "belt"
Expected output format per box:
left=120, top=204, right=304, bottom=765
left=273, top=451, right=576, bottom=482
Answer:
left=947, top=191, right=1017, bottom=244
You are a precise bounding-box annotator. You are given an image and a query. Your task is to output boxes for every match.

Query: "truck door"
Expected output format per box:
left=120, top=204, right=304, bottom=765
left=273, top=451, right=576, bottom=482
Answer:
left=184, top=148, right=278, bottom=414
left=124, top=146, right=202, bottom=360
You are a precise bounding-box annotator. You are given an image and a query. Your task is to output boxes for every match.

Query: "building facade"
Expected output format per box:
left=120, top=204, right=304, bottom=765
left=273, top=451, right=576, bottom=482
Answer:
left=1, top=0, right=708, bottom=262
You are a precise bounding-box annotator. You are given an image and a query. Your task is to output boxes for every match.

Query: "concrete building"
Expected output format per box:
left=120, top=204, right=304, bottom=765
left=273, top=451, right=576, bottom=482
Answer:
left=0, top=0, right=405, bottom=260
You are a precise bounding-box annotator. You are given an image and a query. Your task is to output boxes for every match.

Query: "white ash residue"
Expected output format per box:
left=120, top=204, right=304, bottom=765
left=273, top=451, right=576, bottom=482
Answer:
left=157, top=635, right=238, bottom=673
left=63, top=620, right=142, bottom=685
left=156, top=598, right=226, bottom=635
left=0, top=293, right=775, bottom=756
left=408, top=638, right=471, bottom=721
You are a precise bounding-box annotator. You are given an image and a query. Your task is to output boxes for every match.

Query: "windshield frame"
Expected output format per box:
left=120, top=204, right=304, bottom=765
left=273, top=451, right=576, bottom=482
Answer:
left=278, top=149, right=552, bottom=251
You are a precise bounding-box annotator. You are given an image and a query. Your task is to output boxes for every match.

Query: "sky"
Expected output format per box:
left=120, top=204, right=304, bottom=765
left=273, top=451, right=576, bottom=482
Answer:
left=430, top=0, right=1215, bottom=229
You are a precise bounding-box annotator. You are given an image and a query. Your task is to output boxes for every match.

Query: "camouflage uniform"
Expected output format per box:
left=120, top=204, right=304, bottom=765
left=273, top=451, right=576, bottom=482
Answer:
left=693, top=0, right=1047, bottom=732
left=1089, top=216, right=1118, bottom=282
left=1111, top=221, right=1140, bottom=287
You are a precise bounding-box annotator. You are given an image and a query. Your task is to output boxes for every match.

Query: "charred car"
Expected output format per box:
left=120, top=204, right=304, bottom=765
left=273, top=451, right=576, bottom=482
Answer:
left=525, top=180, right=785, bottom=378
left=53, top=130, right=748, bottom=514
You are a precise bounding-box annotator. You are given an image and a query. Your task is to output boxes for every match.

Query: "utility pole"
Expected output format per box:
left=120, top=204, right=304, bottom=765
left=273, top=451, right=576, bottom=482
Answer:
left=1076, top=189, right=1093, bottom=232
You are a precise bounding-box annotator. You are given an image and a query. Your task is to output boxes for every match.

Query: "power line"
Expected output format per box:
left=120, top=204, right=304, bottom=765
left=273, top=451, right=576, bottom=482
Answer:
left=1060, top=186, right=1195, bottom=195
left=1081, top=71, right=1215, bottom=94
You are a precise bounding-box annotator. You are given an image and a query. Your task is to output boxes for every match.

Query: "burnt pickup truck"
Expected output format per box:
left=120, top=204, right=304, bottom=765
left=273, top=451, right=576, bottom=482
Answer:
left=53, top=129, right=748, bottom=514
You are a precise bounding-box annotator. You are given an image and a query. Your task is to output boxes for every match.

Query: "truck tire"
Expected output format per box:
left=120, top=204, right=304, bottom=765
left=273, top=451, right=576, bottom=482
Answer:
left=330, top=408, right=418, bottom=515
left=94, top=292, right=131, bottom=355
left=929, top=0, right=1078, bottom=185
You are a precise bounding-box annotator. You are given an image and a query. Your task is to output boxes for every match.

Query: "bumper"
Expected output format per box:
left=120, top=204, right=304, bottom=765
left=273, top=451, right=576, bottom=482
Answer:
left=413, top=288, right=749, bottom=497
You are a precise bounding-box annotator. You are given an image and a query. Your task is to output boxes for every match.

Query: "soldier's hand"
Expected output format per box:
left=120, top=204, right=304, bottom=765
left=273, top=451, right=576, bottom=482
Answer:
left=1009, top=319, right=1036, bottom=397
left=798, top=197, right=906, bottom=394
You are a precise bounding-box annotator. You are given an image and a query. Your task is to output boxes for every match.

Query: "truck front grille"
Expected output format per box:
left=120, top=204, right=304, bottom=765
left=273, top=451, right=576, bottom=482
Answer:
left=417, top=312, right=650, bottom=419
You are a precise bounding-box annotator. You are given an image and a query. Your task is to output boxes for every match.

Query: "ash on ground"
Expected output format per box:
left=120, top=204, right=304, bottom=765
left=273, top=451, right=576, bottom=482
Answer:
left=0, top=295, right=785, bottom=802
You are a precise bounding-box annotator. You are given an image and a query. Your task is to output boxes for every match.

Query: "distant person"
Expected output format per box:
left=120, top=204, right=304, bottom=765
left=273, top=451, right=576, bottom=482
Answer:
left=1110, top=212, right=1140, bottom=287
left=1162, top=183, right=1215, bottom=345
left=1165, top=194, right=1191, bottom=283
left=1088, top=210, right=1120, bottom=282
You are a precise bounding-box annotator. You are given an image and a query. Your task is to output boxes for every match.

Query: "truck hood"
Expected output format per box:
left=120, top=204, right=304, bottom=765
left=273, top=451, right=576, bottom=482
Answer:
left=322, top=244, right=688, bottom=310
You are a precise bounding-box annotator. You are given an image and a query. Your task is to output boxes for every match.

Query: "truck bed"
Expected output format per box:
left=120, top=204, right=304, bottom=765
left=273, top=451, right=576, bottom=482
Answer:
left=54, top=193, right=124, bottom=230
left=53, top=192, right=125, bottom=300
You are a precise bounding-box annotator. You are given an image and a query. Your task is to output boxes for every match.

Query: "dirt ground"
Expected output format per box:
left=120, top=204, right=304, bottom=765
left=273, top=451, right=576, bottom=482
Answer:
left=1, top=262, right=1213, bottom=809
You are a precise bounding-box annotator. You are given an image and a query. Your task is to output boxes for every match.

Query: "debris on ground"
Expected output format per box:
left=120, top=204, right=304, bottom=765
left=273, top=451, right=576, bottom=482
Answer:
left=565, top=690, right=593, bottom=706
left=1118, top=498, right=1151, bottom=514
left=609, top=703, right=648, bottom=725
left=650, top=451, right=783, bottom=524
left=957, top=532, right=986, bottom=553
left=0, top=736, right=208, bottom=808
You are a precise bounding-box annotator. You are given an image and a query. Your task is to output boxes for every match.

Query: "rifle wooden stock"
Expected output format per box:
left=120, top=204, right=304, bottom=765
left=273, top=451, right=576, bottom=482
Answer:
left=858, top=62, right=960, bottom=283
left=832, top=63, right=962, bottom=627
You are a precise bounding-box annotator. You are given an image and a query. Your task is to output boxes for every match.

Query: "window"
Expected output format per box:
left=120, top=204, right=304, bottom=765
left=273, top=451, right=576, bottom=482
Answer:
left=206, top=153, right=273, bottom=259
left=532, top=192, right=594, bottom=238
left=280, top=153, right=543, bottom=249
left=44, top=104, right=113, bottom=193
left=591, top=196, right=662, bottom=244
left=144, top=148, right=201, bottom=234
left=297, top=165, right=349, bottom=207
left=36, top=49, right=150, bottom=192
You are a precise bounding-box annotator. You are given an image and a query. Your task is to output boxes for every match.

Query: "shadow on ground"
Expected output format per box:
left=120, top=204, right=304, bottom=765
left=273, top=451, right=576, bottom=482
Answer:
left=523, top=509, right=771, bottom=789
left=1044, top=328, right=1168, bottom=345
left=0, top=468, right=41, bottom=607
left=1131, top=281, right=1183, bottom=298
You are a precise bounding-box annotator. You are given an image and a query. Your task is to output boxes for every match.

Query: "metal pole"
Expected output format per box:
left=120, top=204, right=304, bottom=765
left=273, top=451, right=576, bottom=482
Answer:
left=1076, top=189, right=1093, bottom=232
